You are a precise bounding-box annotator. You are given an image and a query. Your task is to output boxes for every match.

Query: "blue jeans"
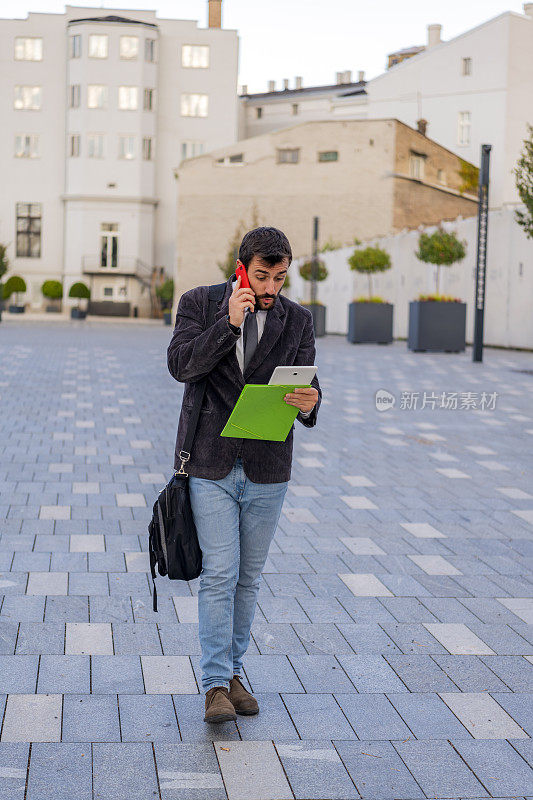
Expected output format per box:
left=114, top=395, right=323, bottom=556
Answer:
left=189, top=456, right=288, bottom=693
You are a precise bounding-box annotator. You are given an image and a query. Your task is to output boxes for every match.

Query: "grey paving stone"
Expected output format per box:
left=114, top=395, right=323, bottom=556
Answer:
left=91, top=654, right=145, bottom=693
left=62, top=694, right=120, bottom=741
left=243, top=654, right=304, bottom=693
left=0, top=742, right=29, bottom=800
left=335, top=622, right=401, bottom=654
left=141, top=655, right=197, bottom=694
left=490, top=691, right=533, bottom=736
left=44, top=596, right=89, bottom=622
left=112, top=623, right=162, bottom=655
left=92, top=743, right=159, bottom=800
left=334, top=739, right=425, bottom=799
left=276, top=740, right=359, bottom=799
left=387, top=692, right=473, bottom=739
left=119, top=694, right=180, bottom=741
left=26, top=743, right=93, bottom=800
left=334, top=692, right=413, bottom=739
left=154, top=742, right=226, bottom=800
left=0, top=655, right=38, bottom=692
left=236, top=693, right=299, bottom=740
left=257, top=596, right=310, bottom=623
left=385, top=654, right=460, bottom=692
left=452, top=739, right=533, bottom=796
left=15, top=622, right=65, bottom=655
left=479, top=654, right=533, bottom=690
left=432, top=654, right=510, bottom=692
left=392, top=739, right=488, bottom=797
left=292, top=622, right=355, bottom=654
left=337, top=654, right=409, bottom=692
left=439, top=691, right=529, bottom=738
left=281, top=692, right=356, bottom=739
left=251, top=622, right=307, bottom=655
left=0, top=595, right=44, bottom=622
left=1, top=694, right=62, bottom=742
left=288, top=654, right=354, bottom=692
left=215, top=740, right=292, bottom=800
left=37, top=655, right=90, bottom=693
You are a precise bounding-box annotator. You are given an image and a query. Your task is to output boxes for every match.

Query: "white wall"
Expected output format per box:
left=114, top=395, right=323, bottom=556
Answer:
left=286, top=206, right=533, bottom=350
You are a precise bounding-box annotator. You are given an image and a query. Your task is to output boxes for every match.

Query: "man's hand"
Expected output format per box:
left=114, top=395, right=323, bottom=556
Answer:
left=284, top=387, right=319, bottom=414
left=228, top=274, right=255, bottom=328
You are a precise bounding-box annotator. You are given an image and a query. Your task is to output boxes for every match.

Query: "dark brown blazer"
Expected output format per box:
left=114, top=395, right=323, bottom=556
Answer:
left=167, top=273, right=322, bottom=483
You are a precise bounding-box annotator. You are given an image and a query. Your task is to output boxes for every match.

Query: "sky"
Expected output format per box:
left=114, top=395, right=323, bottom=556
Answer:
left=2, top=0, right=527, bottom=92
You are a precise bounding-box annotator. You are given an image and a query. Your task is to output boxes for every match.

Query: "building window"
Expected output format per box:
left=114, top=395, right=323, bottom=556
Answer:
left=292, top=103, right=299, bottom=116
left=142, top=137, right=153, bottom=160
left=409, top=152, right=426, bottom=179
left=181, top=93, right=208, bottom=117
left=458, top=111, right=471, bottom=145
left=118, top=135, right=135, bottom=160
left=277, top=148, right=300, bottom=164
left=437, top=168, right=446, bottom=185
left=118, top=86, right=138, bottom=110
left=87, top=134, right=105, bottom=158
left=181, top=141, right=205, bottom=160
left=143, top=88, right=155, bottom=111
left=216, top=153, right=244, bottom=165
left=14, top=86, right=42, bottom=110
left=69, top=84, right=80, bottom=109
left=145, top=38, right=156, bottom=62
left=14, top=37, right=43, bottom=61
left=69, top=134, right=80, bottom=157
left=120, top=35, right=139, bottom=59
left=256, top=107, right=263, bottom=119
left=182, top=44, right=210, bottom=68
left=14, top=134, right=40, bottom=158
left=101, top=223, right=118, bottom=268
left=89, top=34, right=108, bottom=58
left=69, top=34, right=81, bottom=58
left=16, top=202, right=41, bottom=258
left=103, top=287, right=113, bottom=297
left=318, top=150, right=338, bottom=162
left=87, top=85, right=107, bottom=109
left=462, top=57, right=472, bottom=76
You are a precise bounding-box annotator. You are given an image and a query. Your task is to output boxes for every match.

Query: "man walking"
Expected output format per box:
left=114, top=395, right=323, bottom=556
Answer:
left=167, top=227, right=322, bottom=722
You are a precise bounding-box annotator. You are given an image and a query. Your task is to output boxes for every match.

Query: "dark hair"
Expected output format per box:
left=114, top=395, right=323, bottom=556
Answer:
left=238, top=226, right=292, bottom=269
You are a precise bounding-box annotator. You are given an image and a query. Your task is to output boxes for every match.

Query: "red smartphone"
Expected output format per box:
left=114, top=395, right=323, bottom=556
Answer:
left=235, top=261, right=255, bottom=311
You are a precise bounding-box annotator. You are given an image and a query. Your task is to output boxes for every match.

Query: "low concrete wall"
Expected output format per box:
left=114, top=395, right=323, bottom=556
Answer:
left=285, top=206, right=533, bottom=350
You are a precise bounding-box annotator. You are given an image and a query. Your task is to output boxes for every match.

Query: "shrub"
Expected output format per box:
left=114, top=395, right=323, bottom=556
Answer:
left=353, top=295, right=386, bottom=303
left=68, top=282, right=90, bottom=300
left=299, top=258, right=328, bottom=282
left=156, top=278, right=174, bottom=310
left=348, top=245, right=391, bottom=299
left=3, top=275, right=26, bottom=300
left=415, top=229, right=466, bottom=296
left=417, top=293, right=462, bottom=302
left=41, top=280, right=63, bottom=300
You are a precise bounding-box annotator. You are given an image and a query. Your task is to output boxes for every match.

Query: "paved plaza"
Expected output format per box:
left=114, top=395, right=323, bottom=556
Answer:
left=0, top=319, right=533, bottom=800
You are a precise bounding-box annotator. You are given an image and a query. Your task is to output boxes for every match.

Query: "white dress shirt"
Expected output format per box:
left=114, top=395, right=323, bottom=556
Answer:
left=234, top=306, right=313, bottom=418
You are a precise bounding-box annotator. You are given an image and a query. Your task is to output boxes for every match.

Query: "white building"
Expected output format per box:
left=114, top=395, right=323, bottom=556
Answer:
left=239, top=5, right=533, bottom=208
left=0, top=1, right=239, bottom=315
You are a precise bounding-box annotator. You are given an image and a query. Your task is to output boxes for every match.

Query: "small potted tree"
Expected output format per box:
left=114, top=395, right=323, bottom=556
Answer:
left=0, top=243, right=9, bottom=323
left=408, top=229, right=467, bottom=352
left=41, top=279, right=63, bottom=312
left=347, top=246, right=393, bottom=344
left=4, top=275, right=27, bottom=313
left=69, top=282, right=90, bottom=319
left=156, top=278, right=174, bottom=325
left=299, top=257, right=328, bottom=337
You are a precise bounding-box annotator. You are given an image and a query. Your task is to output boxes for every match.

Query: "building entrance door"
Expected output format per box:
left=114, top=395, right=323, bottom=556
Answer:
left=100, top=223, right=119, bottom=268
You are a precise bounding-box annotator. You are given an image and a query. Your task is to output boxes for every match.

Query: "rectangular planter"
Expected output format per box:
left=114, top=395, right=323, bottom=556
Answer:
left=301, top=303, right=326, bottom=337
left=408, top=300, right=466, bottom=352
left=87, top=300, right=131, bottom=317
left=71, top=308, right=87, bottom=320
left=8, top=305, right=25, bottom=314
left=347, top=302, right=393, bottom=344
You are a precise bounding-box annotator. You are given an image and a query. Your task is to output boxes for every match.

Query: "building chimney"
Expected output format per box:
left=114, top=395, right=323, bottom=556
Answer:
left=295, top=76, right=303, bottom=89
left=343, top=70, right=352, bottom=83
left=208, top=0, right=222, bottom=28
left=283, top=78, right=289, bottom=90
left=524, top=2, right=533, bottom=16
left=240, top=84, right=248, bottom=95
left=427, top=23, right=442, bottom=47
left=268, top=80, right=276, bottom=92
left=358, top=70, right=365, bottom=82
left=417, top=118, right=428, bottom=136
left=336, top=71, right=344, bottom=84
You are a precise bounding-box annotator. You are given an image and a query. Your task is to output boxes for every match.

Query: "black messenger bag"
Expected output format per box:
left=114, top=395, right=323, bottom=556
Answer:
left=148, top=281, right=227, bottom=611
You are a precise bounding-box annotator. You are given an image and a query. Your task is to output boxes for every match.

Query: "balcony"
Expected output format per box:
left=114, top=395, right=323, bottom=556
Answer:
left=81, top=255, right=152, bottom=284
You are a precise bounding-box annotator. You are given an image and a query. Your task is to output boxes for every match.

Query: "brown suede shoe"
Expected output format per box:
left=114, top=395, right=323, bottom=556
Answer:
left=229, top=675, right=259, bottom=715
left=204, top=686, right=237, bottom=723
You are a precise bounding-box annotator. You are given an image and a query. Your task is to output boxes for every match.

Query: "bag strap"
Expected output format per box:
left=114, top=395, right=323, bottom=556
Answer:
left=177, top=281, right=228, bottom=475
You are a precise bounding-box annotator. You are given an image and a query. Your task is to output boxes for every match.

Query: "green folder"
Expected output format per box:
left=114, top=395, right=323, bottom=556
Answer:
left=220, top=384, right=311, bottom=442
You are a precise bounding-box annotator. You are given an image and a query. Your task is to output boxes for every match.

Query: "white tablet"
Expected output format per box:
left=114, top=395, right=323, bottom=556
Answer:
left=268, top=365, right=317, bottom=386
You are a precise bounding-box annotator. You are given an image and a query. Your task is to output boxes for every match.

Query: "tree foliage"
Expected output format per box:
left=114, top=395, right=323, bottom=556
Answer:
left=348, top=245, right=391, bottom=300
left=299, top=258, right=328, bottom=282
left=155, top=278, right=174, bottom=309
left=0, top=243, right=9, bottom=302
left=458, top=159, right=479, bottom=194
left=514, top=123, right=533, bottom=240
left=68, top=282, right=90, bottom=300
left=3, top=275, right=26, bottom=299
left=415, top=228, right=466, bottom=296
left=41, top=280, right=63, bottom=300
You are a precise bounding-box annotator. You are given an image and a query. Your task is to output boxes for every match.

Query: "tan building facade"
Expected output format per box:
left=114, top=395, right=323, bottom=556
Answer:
left=174, top=119, right=478, bottom=299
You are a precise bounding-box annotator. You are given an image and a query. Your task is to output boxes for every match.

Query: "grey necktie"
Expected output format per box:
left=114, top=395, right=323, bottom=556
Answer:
left=243, top=308, right=258, bottom=371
